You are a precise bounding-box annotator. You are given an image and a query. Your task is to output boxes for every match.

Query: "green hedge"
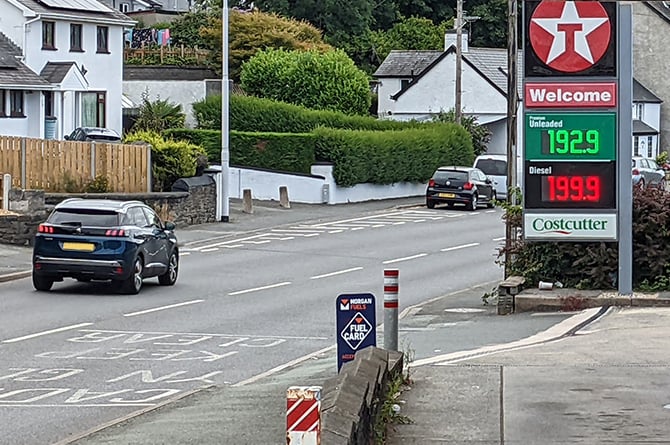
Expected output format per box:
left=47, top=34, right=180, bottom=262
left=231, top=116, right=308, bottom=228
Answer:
left=164, top=128, right=316, bottom=174
left=192, top=94, right=434, bottom=133
left=313, top=124, right=474, bottom=187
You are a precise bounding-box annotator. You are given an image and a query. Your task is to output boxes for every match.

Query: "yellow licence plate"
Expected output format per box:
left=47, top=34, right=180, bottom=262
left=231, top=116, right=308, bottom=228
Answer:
left=62, top=242, right=96, bottom=252
left=438, top=193, right=456, bottom=198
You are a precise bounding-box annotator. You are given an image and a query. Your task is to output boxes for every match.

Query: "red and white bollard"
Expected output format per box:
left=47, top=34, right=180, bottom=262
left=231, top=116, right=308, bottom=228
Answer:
left=286, top=386, right=321, bottom=445
left=384, top=269, right=399, bottom=351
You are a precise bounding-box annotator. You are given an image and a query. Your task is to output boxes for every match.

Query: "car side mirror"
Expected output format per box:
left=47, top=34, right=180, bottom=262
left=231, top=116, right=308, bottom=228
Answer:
left=164, top=221, right=176, bottom=231
left=64, top=135, right=70, bottom=140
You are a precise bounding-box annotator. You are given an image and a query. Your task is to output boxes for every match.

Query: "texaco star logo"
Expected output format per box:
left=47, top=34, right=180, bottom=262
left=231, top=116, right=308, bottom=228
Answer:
left=529, top=1, right=611, bottom=73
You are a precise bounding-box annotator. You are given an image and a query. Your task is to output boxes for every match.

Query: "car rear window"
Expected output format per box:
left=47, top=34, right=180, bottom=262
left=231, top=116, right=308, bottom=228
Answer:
left=87, top=134, right=121, bottom=142
left=434, top=170, right=468, bottom=181
left=475, top=159, right=507, bottom=176
left=48, top=209, right=120, bottom=227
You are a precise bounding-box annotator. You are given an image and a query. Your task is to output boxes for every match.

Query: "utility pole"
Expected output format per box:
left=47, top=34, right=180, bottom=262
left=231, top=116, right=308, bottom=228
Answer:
left=455, top=0, right=463, bottom=124
left=219, top=0, right=230, bottom=222
left=504, top=0, right=518, bottom=277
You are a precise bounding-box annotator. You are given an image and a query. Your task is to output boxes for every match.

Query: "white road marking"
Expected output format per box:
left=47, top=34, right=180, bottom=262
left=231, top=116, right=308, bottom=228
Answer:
left=241, top=240, right=271, bottom=245
left=201, top=248, right=219, bottom=253
left=446, top=214, right=463, bottom=218
left=181, top=252, right=191, bottom=256
left=392, top=221, right=406, bottom=225
left=304, top=233, right=319, bottom=237
left=444, top=308, right=486, bottom=313
left=486, top=210, right=496, bottom=213
left=413, top=219, right=427, bottom=223
left=229, top=281, right=291, bottom=296
left=2, top=323, right=94, bottom=344
left=0, top=404, right=155, bottom=408
left=492, top=236, right=506, bottom=241
left=310, top=267, right=363, bottom=280
left=351, top=227, right=365, bottom=231
left=372, top=224, right=385, bottom=228
left=123, top=300, right=204, bottom=317
left=271, top=229, right=323, bottom=234
left=78, top=329, right=327, bottom=340
left=328, top=230, right=344, bottom=234
left=383, top=253, right=428, bottom=264
left=441, top=242, right=480, bottom=252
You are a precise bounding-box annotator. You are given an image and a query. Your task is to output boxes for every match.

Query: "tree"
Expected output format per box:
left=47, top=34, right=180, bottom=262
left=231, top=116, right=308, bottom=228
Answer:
left=240, top=48, right=372, bottom=115
left=200, top=9, right=333, bottom=80
left=132, top=92, right=186, bottom=133
left=431, top=109, right=491, bottom=156
left=370, top=16, right=453, bottom=63
left=468, top=0, right=509, bottom=48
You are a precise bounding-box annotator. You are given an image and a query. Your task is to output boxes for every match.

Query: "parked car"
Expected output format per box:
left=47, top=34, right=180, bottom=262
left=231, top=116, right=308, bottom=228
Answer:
left=64, top=127, right=122, bottom=143
left=426, top=166, right=496, bottom=211
left=32, top=199, right=179, bottom=294
left=632, top=157, right=666, bottom=190
left=473, top=154, right=507, bottom=201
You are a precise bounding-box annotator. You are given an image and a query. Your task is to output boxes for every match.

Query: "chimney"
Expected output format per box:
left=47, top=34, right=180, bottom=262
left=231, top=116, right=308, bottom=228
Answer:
left=444, top=30, right=469, bottom=53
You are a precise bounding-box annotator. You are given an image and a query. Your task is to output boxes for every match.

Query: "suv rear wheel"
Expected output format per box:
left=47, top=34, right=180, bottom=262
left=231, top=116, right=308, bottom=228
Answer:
left=33, top=273, right=54, bottom=292
left=158, top=251, right=179, bottom=286
left=120, top=257, right=144, bottom=295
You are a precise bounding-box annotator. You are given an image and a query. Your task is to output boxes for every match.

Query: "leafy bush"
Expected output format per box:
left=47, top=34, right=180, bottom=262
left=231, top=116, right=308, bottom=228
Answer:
left=314, top=124, right=474, bottom=187
left=193, top=94, right=434, bottom=132
left=124, top=131, right=206, bottom=191
left=499, top=187, right=670, bottom=290
left=431, top=109, right=492, bottom=156
left=164, top=128, right=316, bottom=174
left=132, top=94, right=186, bottom=133
left=240, top=48, right=371, bottom=115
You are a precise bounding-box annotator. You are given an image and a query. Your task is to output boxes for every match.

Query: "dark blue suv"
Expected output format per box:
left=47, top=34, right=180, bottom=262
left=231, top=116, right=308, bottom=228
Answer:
left=32, top=199, right=179, bottom=294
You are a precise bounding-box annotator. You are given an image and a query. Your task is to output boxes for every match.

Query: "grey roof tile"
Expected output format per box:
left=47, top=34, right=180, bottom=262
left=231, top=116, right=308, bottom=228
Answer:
left=40, top=61, right=77, bottom=83
left=12, top=0, right=134, bottom=24
left=633, top=119, right=658, bottom=135
left=634, top=78, right=663, bottom=103
left=0, top=32, right=51, bottom=88
left=373, top=50, right=442, bottom=78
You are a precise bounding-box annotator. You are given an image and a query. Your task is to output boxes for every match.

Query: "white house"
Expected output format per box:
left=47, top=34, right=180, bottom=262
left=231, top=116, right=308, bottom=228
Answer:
left=374, top=32, right=663, bottom=160
left=0, top=0, right=134, bottom=139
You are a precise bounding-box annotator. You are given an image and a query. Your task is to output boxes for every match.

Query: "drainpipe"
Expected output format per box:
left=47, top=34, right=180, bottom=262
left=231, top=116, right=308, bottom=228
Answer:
left=22, top=16, right=41, bottom=60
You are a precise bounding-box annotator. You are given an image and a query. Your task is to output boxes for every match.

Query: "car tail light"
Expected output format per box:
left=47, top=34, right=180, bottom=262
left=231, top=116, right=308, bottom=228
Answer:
left=37, top=224, right=54, bottom=234
left=105, top=229, right=126, bottom=237
left=428, top=179, right=435, bottom=187
left=463, top=182, right=474, bottom=190
left=632, top=169, right=640, bottom=175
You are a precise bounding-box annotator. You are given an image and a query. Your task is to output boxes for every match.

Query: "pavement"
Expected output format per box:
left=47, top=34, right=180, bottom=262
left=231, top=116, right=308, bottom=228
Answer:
left=3, top=197, right=670, bottom=444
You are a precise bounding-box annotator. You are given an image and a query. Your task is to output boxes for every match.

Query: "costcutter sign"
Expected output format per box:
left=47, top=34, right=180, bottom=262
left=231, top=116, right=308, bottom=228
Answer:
left=336, top=293, right=376, bottom=371
left=525, top=82, right=617, bottom=108
left=524, top=213, right=617, bottom=240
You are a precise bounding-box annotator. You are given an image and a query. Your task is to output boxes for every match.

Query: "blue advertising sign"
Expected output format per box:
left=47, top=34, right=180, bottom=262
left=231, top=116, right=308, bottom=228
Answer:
left=336, top=293, right=376, bottom=371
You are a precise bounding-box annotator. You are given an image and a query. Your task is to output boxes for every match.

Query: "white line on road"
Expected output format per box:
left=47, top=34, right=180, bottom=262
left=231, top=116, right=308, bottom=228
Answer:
left=441, top=242, right=480, bottom=252
left=78, top=329, right=328, bottom=340
left=229, top=281, right=291, bottom=296
left=190, top=233, right=272, bottom=251
left=0, top=404, right=156, bottom=408
left=328, top=229, right=344, bottom=234
left=310, top=267, right=363, bottom=280
left=493, top=236, right=506, bottom=241
left=123, top=300, right=204, bottom=317
left=201, top=248, right=219, bottom=252
left=486, top=210, right=497, bottom=213
left=181, top=252, right=191, bottom=256
left=383, top=253, right=428, bottom=264
left=2, top=322, right=94, bottom=344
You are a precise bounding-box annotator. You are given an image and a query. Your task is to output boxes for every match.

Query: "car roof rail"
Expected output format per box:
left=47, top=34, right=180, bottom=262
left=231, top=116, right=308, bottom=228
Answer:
left=56, top=197, right=83, bottom=207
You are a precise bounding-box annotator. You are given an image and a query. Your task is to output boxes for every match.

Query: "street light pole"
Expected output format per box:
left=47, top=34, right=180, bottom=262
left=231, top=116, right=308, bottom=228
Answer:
left=219, top=0, right=230, bottom=222
left=455, top=0, right=463, bottom=124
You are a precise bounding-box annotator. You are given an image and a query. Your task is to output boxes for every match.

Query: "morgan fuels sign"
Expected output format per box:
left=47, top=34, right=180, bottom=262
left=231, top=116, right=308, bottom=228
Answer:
left=524, top=213, right=617, bottom=240
left=525, top=82, right=616, bottom=108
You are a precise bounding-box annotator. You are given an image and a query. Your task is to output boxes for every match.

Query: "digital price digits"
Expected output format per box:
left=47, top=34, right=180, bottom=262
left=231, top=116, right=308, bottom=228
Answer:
left=545, top=129, right=600, bottom=154
left=544, top=175, right=601, bottom=202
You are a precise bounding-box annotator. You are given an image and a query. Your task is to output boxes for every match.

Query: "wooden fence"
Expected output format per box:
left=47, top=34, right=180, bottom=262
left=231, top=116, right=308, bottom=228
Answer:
left=0, top=136, right=151, bottom=193
left=124, top=44, right=211, bottom=64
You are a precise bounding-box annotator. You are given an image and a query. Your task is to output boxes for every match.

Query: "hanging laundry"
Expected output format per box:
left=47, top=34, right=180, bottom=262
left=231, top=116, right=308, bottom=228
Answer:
left=131, top=28, right=156, bottom=48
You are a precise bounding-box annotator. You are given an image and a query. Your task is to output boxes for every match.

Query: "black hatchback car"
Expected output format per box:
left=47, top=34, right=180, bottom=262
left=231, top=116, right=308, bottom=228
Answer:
left=426, top=166, right=496, bottom=210
left=32, top=199, right=179, bottom=294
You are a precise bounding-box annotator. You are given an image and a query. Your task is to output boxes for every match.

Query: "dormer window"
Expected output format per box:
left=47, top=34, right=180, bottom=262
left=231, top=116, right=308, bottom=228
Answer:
left=400, top=79, right=411, bottom=90
left=42, top=21, right=56, bottom=50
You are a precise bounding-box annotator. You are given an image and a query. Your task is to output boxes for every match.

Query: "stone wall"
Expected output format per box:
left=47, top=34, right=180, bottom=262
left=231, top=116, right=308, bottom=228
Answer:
left=0, top=177, right=216, bottom=246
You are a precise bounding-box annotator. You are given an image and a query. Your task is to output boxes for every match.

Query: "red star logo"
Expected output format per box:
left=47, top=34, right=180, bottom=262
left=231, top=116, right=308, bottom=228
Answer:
left=529, top=1, right=611, bottom=73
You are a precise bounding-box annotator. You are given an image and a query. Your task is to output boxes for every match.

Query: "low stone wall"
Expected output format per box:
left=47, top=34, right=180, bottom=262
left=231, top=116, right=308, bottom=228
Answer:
left=0, top=177, right=216, bottom=246
left=320, top=347, right=403, bottom=444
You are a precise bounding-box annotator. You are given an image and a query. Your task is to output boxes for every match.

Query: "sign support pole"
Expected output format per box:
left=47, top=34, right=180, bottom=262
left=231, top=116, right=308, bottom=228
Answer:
left=505, top=0, right=518, bottom=278
left=618, top=3, right=633, bottom=295
left=383, top=269, right=399, bottom=352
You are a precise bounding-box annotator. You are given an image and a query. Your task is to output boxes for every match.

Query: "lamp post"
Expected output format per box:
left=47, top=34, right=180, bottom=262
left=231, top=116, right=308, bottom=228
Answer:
left=219, top=0, right=230, bottom=222
left=454, top=0, right=479, bottom=125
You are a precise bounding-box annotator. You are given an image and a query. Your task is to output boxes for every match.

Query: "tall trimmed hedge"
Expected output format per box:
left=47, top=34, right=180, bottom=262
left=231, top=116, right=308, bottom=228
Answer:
left=164, top=128, right=316, bottom=174
left=314, top=124, right=474, bottom=187
left=193, top=95, right=432, bottom=133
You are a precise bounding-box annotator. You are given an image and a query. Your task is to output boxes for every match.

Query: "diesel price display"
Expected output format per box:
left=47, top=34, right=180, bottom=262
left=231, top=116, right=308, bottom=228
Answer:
left=525, top=112, right=616, bottom=161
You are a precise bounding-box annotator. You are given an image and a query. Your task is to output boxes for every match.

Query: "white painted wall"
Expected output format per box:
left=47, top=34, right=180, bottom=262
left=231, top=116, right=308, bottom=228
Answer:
left=0, top=4, right=25, bottom=49
left=641, top=102, right=661, bottom=131
left=212, top=164, right=425, bottom=205
left=23, top=20, right=125, bottom=136
left=123, top=80, right=206, bottom=128
left=0, top=94, right=41, bottom=137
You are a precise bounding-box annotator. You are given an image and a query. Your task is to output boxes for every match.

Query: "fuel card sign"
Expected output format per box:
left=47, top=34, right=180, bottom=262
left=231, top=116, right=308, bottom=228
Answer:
left=336, top=293, right=376, bottom=371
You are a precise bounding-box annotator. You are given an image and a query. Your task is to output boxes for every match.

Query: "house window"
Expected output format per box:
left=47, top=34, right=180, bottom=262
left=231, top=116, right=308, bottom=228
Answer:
left=81, top=92, right=106, bottom=127
left=121, top=3, right=129, bottom=12
left=634, top=103, right=644, bottom=120
left=97, top=26, right=109, bottom=53
left=648, top=136, right=654, bottom=158
left=633, top=136, right=639, bottom=156
left=400, top=79, right=410, bottom=90
left=42, top=21, right=56, bottom=50
left=0, top=90, right=6, bottom=117
left=44, top=91, right=54, bottom=117
left=10, top=91, right=24, bottom=117
left=70, top=24, right=83, bottom=51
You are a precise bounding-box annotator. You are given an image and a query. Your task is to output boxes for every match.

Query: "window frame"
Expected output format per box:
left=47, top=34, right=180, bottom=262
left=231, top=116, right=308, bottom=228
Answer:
left=9, top=90, right=24, bottom=118
left=42, top=21, right=56, bottom=50
left=96, top=26, right=109, bottom=53
left=0, top=90, right=6, bottom=117
left=70, top=23, right=83, bottom=52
